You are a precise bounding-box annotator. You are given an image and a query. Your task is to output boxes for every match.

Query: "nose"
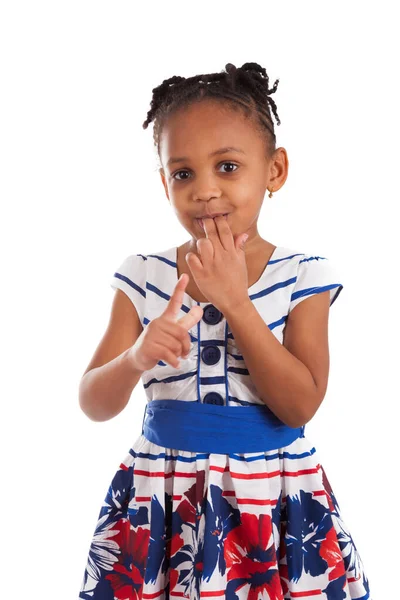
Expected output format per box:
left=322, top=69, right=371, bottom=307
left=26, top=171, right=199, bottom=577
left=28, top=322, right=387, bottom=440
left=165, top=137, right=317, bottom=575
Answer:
left=194, top=188, right=222, bottom=203
left=192, top=173, right=222, bottom=201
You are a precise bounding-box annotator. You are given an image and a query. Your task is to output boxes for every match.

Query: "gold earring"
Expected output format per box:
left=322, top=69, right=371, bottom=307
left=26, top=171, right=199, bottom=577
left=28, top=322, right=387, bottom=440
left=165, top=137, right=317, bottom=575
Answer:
left=268, top=188, right=274, bottom=198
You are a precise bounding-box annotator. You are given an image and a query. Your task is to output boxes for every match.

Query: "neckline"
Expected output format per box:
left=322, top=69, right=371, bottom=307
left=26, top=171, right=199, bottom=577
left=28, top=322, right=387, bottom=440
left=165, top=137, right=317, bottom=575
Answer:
left=173, top=245, right=280, bottom=305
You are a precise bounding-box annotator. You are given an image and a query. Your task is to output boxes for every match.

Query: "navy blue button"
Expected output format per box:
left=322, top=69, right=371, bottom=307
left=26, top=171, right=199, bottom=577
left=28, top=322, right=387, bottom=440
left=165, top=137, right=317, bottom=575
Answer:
left=201, top=345, right=221, bottom=365
left=202, top=304, right=222, bottom=325
left=203, top=392, right=224, bottom=405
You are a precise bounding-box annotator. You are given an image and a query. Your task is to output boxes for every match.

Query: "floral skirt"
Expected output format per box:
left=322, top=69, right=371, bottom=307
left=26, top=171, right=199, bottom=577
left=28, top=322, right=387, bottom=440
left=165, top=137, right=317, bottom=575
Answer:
left=78, top=433, right=372, bottom=599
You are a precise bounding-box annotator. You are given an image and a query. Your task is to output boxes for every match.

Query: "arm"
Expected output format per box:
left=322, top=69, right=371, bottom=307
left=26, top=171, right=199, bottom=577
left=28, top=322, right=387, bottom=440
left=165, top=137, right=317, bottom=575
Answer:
left=79, top=289, right=145, bottom=422
left=79, top=348, right=144, bottom=422
left=224, top=292, right=331, bottom=429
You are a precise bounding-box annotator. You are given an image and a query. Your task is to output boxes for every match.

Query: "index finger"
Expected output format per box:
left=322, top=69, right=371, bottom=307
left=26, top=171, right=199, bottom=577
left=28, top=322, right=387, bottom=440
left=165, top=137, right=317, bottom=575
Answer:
left=163, top=273, right=190, bottom=321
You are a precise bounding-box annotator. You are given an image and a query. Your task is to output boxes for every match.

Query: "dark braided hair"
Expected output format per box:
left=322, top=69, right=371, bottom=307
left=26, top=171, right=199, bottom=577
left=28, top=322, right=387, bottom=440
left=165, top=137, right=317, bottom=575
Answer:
left=142, top=62, right=281, bottom=166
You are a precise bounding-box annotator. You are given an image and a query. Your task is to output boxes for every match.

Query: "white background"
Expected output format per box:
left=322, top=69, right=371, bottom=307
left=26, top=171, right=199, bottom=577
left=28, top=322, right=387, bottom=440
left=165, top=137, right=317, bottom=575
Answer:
left=1, top=1, right=397, bottom=597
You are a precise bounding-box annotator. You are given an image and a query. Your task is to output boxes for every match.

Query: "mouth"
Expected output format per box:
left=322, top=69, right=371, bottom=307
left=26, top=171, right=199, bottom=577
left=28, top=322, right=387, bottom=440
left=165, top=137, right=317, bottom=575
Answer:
left=196, top=213, right=229, bottom=230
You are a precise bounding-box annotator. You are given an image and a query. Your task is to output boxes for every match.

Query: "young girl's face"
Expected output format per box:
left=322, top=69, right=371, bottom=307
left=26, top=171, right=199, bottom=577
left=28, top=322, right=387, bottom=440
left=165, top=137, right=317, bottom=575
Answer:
left=159, top=99, right=288, bottom=245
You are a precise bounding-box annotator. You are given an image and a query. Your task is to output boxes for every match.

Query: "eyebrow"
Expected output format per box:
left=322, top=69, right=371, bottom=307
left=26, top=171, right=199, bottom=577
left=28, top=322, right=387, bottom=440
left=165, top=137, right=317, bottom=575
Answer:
left=166, top=146, right=245, bottom=168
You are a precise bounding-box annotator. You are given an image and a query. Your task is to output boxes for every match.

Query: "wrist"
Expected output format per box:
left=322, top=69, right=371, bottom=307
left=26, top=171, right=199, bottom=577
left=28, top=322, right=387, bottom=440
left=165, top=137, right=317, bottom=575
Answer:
left=222, top=296, right=253, bottom=320
left=126, top=346, right=146, bottom=375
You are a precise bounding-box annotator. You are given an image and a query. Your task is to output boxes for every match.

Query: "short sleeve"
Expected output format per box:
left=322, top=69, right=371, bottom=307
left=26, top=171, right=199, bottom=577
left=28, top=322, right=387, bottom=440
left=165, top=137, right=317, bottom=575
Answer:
left=289, top=254, right=343, bottom=313
left=110, top=254, right=147, bottom=325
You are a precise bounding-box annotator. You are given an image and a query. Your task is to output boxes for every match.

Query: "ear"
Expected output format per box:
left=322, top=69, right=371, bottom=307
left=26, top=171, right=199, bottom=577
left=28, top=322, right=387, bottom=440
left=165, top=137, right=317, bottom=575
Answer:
left=159, top=168, right=170, bottom=202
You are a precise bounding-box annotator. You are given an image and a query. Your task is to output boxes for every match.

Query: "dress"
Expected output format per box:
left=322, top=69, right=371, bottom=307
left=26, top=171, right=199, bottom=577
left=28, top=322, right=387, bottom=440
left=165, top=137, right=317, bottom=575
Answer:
left=78, top=244, right=372, bottom=599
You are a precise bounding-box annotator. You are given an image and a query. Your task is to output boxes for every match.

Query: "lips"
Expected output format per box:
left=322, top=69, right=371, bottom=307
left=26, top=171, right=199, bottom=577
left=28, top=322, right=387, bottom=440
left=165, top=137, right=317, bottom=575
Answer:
left=196, top=213, right=229, bottom=230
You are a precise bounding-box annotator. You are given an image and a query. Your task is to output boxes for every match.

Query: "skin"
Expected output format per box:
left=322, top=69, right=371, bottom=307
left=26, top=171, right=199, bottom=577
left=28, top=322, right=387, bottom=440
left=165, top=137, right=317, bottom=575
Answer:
left=158, top=99, right=289, bottom=302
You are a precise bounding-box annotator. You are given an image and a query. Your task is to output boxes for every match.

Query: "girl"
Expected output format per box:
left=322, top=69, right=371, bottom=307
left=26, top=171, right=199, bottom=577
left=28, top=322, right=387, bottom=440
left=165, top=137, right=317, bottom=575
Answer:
left=78, top=62, right=372, bottom=599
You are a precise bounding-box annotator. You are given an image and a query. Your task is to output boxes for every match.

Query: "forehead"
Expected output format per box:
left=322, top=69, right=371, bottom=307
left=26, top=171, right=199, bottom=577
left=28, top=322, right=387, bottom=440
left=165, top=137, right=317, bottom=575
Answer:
left=159, top=100, right=263, bottom=164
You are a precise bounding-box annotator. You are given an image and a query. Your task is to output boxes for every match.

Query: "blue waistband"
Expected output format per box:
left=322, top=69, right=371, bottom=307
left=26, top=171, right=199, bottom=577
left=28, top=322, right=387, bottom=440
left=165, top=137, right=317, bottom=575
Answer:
left=141, top=399, right=304, bottom=454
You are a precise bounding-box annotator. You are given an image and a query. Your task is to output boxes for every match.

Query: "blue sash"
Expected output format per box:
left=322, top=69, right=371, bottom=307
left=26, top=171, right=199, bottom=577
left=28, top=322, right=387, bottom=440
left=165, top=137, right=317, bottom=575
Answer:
left=141, top=399, right=304, bottom=454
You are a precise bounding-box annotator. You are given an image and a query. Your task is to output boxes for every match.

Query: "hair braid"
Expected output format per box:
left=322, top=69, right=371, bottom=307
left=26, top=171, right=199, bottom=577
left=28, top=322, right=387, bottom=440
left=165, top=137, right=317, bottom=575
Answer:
left=142, top=62, right=281, bottom=162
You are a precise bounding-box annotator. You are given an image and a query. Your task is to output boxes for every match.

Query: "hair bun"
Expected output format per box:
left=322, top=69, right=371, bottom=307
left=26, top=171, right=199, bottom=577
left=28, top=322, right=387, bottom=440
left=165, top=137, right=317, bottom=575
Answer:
left=225, top=63, right=237, bottom=76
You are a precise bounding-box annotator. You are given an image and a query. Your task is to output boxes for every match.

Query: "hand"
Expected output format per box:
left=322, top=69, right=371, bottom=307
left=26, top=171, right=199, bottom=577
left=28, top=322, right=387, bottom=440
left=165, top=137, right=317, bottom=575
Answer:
left=185, top=215, right=249, bottom=314
left=128, top=273, right=203, bottom=371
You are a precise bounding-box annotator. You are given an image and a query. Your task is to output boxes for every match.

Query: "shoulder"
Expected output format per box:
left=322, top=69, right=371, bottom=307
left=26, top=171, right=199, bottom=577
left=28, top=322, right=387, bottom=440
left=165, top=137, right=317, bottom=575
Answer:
left=111, top=252, right=147, bottom=288
left=110, top=252, right=148, bottom=324
left=288, top=250, right=344, bottom=313
left=109, top=246, right=176, bottom=311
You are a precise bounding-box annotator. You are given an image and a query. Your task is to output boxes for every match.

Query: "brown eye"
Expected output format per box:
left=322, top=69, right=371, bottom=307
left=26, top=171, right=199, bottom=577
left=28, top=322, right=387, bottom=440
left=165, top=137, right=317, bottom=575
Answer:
left=172, top=162, right=238, bottom=181
left=220, top=162, right=238, bottom=174
left=173, top=170, right=190, bottom=181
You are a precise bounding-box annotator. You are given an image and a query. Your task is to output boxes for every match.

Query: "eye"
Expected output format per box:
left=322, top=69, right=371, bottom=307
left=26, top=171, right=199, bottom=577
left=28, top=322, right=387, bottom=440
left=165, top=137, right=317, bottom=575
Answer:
left=172, top=162, right=239, bottom=181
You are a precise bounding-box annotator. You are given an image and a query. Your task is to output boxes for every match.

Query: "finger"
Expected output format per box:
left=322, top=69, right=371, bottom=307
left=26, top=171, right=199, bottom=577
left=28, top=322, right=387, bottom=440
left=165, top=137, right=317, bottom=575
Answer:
left=177, top=304, right=203, bottom=331
left=160, top=302, right=202, bottom=341
left=163, top=273, right=189, bottom=321
left=214, top=214, right=235, bottom=250
left=153, top=328, right=184, bottom=356
left=203, top=216, right=224, bottom=251
left=203, top=216, right=215, bottom=238
left=161, top=319, right=191, bottom=356
left=174, top=324, right=194, bottom=357
left=153, top=343, right=181, bottom=369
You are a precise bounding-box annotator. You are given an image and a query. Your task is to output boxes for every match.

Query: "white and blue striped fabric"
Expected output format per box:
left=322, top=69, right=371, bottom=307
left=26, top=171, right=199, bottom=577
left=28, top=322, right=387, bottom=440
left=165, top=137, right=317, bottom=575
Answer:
left=110, top=245, right=343, bottom=407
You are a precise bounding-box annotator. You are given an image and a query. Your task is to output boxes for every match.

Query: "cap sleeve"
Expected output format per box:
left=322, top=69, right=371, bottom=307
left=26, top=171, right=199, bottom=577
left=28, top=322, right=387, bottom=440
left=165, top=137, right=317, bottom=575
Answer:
left=110, top=254, right=147, bottom=325
left=289, top=254, right=343, bottom=313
